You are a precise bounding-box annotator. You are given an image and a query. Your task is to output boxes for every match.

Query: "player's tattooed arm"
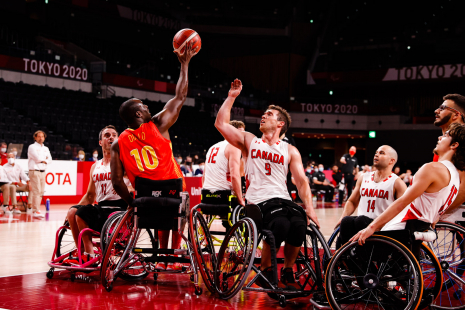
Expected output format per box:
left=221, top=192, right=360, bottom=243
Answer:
left=152, top=41, right=198, bottom=138
left=110, top=140, right=134, bottom=208
left=215, top=79, right=253, bottom=157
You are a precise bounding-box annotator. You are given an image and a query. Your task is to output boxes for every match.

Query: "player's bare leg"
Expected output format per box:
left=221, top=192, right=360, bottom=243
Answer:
left=76, top=215, right=94, bottom=255
left=283, top=243, right=299, bottom=268
left=66, top=208, right=80, bottom=247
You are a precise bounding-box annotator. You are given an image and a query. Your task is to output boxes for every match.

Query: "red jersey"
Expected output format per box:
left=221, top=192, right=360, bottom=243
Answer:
left=433, top=154, right=439, bottom=162
left=0, top=153, right=6, bottom=166
left=118, top=121, right=184, bottom=189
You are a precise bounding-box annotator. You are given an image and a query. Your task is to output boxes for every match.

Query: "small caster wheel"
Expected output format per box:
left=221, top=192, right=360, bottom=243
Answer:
left=194, top=287, right=203, bottom=295
left=46, top=268, right=54, bottom=279
left=153, top=273, right=158, bottom=281
left=279, top=295, right=286, bottom=307
left=70, top=273, right=76, bottom=282
left=105, top=282, right=113, bottom=292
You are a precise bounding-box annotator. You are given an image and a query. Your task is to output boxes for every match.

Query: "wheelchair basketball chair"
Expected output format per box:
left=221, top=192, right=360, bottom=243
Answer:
left=213, top=203, right=332, bottom=307
left=47, top=210, right=124, bottom=281
left=100, top=178, right=203, bottom=294
left=316, top=222, right=443, bottom=310
left=189, top=189, right=241, bottom=294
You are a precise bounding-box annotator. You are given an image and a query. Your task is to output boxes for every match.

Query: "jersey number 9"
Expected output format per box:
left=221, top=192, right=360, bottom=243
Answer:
left=130, top=146, right=159, bottom=172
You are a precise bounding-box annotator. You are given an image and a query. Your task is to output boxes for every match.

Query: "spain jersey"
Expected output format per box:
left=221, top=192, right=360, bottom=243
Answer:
left=118, top=121, right=184, bottom=190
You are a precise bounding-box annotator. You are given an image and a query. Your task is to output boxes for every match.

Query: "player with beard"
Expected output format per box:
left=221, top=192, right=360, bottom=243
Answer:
left=433, top=94, right=465, bottom=220
left=352, top=124, right=465, bottom=256
left=215, top=79, right=320, bottom=290
left=335, top=145, right=407, bottom=246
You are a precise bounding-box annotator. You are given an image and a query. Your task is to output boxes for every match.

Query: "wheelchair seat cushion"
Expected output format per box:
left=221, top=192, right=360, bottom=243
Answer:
left=135, top=177, right=183, bottom=199
left=133, top=196, right=182, bottom=230
left=197, top=203, right=231, bottom=216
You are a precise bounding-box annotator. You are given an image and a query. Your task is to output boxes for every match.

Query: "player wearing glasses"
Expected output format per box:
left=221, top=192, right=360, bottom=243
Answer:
left=433, top=94, right=465, bottom=222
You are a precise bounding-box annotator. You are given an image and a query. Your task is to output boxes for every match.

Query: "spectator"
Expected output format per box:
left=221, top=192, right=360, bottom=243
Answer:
left=393, top=166, right=400, bottom=175
left=175, top=155, right=183, bottom=165
left=331, top=165, right=344, bottom=207
left=74, top=150, right=86, bottom=162
left=2, top=152, right=29, bottom=213
left=0, top=165, right=13, bottom=215
left=312, top=164, right=335, bottom=203
left=181, top=156, right=194, bottom=176
left=340, top=146, right=359, bottom=199
left=305, top=161, right=315, bottom=181
left=28, top=130, right=52, bottom=218
left=194, top=160, right=205, bottom=176
left=11, top=147, right=20, bottom=159
left=193, top=154, right=200, bottom=164
left=399, top=169, right=413, bottom=187
left=89, top=149, right=99, bottom=162
left=0, top=142, right=7, bottom=165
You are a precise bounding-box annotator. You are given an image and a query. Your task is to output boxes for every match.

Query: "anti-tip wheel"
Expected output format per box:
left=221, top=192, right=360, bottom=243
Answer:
left=194, top=287, right=203, bottom=296
left=104, top=282, right=113, bottom=292
left=279, top=295, right=287, bottom=307
left=46, top=268, right=54, bottom=279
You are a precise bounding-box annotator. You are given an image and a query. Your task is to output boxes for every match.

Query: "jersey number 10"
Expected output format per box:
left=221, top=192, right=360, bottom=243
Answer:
left=130, top=146, right=159, bottom=172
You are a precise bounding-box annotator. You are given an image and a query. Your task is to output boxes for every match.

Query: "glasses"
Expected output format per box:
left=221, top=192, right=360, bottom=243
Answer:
left=438, top=104, right=465, bottom=122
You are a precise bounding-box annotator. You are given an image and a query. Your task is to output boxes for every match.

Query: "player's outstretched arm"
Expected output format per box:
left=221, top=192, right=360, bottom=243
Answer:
left=110, top=140, right=134, bottom=208
left=335, top=176, right=363, bottom=229
left=215, top=79, right=253, bottom=154
left=152, top=41, right=199, bottom=136
left=351, top=163, right=437, bottom=245
left=288, top=146, right=320, bottom=227
left=77, top=163, right=97, bottom=205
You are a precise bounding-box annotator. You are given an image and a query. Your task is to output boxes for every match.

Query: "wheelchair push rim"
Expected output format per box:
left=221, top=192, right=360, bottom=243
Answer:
left=325, top=235, right=424, bottom=310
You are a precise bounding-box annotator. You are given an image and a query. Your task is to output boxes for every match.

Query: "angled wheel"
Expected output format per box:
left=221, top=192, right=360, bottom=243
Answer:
left=56, top=221, right=76, bottom=258
left=430, top=221, right=465, bottom=309
left=215, top=218, right=257, bottom=300
left=100, top=211, right=124, bottom=253
left=100, top=210, right=135, bottom=291
left=325, top=235, right=424, bottom=310
left=189, top=208, right=217, bottom=294
left=419, top=242, right=443, bottom=309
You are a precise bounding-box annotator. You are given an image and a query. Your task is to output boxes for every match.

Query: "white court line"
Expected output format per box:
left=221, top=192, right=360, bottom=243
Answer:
left=0, top=270, right=47, bottom=278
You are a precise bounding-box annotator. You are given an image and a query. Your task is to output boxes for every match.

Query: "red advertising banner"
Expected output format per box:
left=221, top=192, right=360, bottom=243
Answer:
left=0, top=54, right=89, bottom=81
left=185, top=177, right=202, bottom=208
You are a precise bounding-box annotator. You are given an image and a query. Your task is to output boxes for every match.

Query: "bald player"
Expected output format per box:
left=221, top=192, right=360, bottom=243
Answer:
left=433, top=94, right=465, bottom=220
left=335, top=145, right=407, bottom=245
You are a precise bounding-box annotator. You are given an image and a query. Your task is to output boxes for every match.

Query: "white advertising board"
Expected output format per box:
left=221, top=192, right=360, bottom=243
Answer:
left=14, top=159, right=77, bottom=196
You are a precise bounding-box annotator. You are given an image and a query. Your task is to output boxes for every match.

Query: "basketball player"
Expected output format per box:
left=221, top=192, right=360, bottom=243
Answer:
left=433, top=94, right=465, bottom=218
left=65, top=125, right=132, bottom=264
left=351, top=123, right=465, bottom=248
left=335, top=145, right=407, bottom=245
left=202, top=120, right=245, bottom=207
left=111, top=42, right=198, bottom=271
left=215, top=79, right=319, bottom=289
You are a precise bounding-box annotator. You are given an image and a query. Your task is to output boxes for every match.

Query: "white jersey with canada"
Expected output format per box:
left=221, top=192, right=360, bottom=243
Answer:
left=382, top=160, right=460, bottom=230
left=245, top=137, right=291, bottom=204
left=93, top=159, right=131, bottom=203
left=358, top=171, right=399, bottom=220
left=203, top=140, right=231, bottom=192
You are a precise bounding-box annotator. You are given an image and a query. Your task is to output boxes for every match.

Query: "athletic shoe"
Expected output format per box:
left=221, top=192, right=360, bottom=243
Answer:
left=255, top=267, right=274, bottom=289
left=12, top=208, right=22, bottom=215
left=33, top=211, right=45, bottom=218
left=63, top=254, right=94, bottom=266
left=280, top=267, right=300, bottom=290
left=27, top=207, right=33, bottom=214
left=155, top=260, right=167, bottom=270
left=166, top=262, right=183, bottom=271
left=2, top=206, right=11, bottom=215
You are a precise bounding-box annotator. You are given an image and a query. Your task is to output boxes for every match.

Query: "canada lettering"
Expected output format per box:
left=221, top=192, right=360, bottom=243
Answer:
left=93, top=172, right=111, bottom=182
left=251, top=149, right=284, bottom=165
left=360, top=188, right=389, bottom=200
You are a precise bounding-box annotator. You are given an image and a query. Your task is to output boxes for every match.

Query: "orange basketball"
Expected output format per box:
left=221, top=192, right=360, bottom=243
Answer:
left=173, top=28, right=201, bottom=54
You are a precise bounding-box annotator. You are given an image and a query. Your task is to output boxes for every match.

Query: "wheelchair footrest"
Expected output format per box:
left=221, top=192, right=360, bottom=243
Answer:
left=133, top=248, right=188, bottom=255
left=143, top=256, right=191, bottom=264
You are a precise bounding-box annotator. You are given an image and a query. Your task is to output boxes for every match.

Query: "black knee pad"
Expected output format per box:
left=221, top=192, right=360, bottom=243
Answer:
left=266, top=216, right=291, bottom=248
left=285, top=216, right=306, bottom=247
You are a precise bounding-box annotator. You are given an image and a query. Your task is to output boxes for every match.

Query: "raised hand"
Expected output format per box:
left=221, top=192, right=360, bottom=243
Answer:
left=228, top=79, right=243, bottom=98
left=174, top=41, right=199, bottom=64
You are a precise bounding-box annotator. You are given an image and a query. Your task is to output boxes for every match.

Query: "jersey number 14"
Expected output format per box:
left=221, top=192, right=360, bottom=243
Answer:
left=367, top=200, right=375, bottom=213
